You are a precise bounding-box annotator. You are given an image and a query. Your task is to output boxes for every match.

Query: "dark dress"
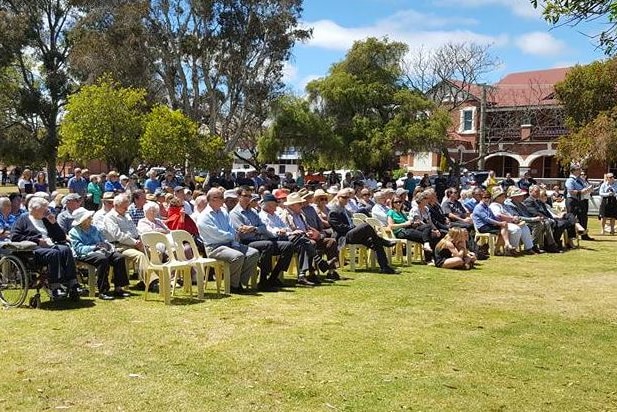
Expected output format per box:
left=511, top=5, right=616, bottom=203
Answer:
left=434, top=245, right=453, bottom=268
left=600, top=196, right=617, bottom=218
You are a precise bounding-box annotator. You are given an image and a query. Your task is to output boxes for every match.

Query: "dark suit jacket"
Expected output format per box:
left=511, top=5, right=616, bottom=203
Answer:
left=328, top=206, right=353, bottom=240
left=11, top=214, right=67, bottom=244
left=523, top=196, right=551, bottom=219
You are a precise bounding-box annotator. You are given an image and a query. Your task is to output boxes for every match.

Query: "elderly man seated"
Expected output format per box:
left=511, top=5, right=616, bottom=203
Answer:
left=11, top=197, right=84, bottom=300
left=370, top=191, right=390, bottom=226
left=197, top=188, right=260, bottom=294
left=229, top=187, right=294, bottom=290
left=56, top=193, right=82, bottom=233
left=471, top=188, right=518, bottom=256
left=504, top=186, right=560, bottom=253
left=328, top=189, right=398, bottom=274
left=103, top=193, right=147, bottom=285
left=489, top=187, right=536, bottom=255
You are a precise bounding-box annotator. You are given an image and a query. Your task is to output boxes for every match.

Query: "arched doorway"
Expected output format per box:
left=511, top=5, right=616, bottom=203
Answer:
left=528, top=156, right=564, bottom=178
left=485, top=155, right=519, bottom=177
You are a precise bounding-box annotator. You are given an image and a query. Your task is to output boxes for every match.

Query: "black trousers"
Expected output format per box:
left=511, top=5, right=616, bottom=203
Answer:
left=566, top=198, right=589, bottom=229
left=345, top=223, right=389, bottom=270
left=244, top=239, right=294, bottom=282
left=34, top=244, right=77, bottom=284
left=78, top=251, right=129, bottom=293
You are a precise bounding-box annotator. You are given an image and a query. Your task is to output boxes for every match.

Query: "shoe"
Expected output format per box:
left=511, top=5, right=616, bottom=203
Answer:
left=380, top=266, right=399, bottom=274
left=113, top=290, right=132, bottom=298
left=326, top=271, right=341, bottom=281
left=581, top=234, right=595, bottom=241
left=132, top=281, right=146, bottom=291
left=230, top=284, right=247, bottom=294
left=51, top=288, right=67, bottom=300
left=306, top=273, right=322, bottom=285
left=504, top=246, right=518, bottom=257
left=98, top=292, right=115, bottom=301
left=297, top=276, right=315, bottom=286
left=532, top=246, right=545, bottom=254
left=523, top=249, right=535, bottom=256
left=258, top=282, right=276, bottom=292
left=75, top=285, right=89, bottom=296
left=148, top=280, right=160, bottom=294
left=268, top=277, right=285, bottom=288
left=68, top=285, right=81, bottom=301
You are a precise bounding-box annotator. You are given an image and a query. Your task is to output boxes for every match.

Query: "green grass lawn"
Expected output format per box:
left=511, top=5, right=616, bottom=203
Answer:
left=1, top=220, right=616, bottom=411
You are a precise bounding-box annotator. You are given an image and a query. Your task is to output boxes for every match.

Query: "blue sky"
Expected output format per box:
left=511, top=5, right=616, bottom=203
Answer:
left=283, top=0, right=608, bottom=92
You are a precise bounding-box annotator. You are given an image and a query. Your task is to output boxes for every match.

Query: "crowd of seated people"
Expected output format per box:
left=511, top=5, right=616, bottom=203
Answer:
left=0, top=165, right=595, bottom=303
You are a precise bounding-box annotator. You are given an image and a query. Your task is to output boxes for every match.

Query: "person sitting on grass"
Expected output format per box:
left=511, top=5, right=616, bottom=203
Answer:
left=69, top=207, right=130, bottom=300
left=434, top=227, right=476, bottom=269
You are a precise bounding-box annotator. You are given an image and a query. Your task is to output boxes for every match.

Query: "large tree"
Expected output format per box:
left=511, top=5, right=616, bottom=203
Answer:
left=73, top=0, right=311, bottom=161
left=261, top=37, right=450, bottom=173
left=60, top=76, right=147, bottom=172
left=554, top=58, right=617, bottom=166
left=140, top=105, right=226, bottom=170
left=0, top=0, right=79, bottom=191
left=531, top=0, right=617, bottom=54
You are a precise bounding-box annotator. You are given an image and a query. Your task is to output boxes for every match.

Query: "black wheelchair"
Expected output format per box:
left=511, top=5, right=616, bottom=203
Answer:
left=0, top=244, right=69, bottom=308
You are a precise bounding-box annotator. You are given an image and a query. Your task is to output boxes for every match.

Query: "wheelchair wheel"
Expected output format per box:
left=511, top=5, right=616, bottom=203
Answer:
left=0, top=254, right=29, bottom=307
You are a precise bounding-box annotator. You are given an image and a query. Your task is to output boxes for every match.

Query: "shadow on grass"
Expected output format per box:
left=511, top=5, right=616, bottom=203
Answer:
left=38, top=298, right=97, bottom=310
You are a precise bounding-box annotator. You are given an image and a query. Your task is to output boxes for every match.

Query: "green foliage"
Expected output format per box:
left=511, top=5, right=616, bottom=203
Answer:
left=554, top=58, right=617, bottom=165
left=531, top=0, right=617, bottom=54
left=264, top=37, right=449, bottom=173
left=60, top=75, right=146, bottom=171
left=141, top=105, right=225, bottom=170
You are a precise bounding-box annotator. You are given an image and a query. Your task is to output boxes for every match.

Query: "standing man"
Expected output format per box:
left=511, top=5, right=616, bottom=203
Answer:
left=67, top=168, right=88, bottom=198
left=197, top=188, right=260, bottom=294
left=565, top=164, right=594, bottom=240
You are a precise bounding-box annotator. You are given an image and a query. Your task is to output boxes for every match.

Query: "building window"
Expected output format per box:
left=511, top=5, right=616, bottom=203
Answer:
left=459, top=108, right=476, bottom=133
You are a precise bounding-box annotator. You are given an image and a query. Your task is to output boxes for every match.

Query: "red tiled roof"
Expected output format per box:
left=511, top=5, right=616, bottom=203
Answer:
left=489, top=67, right=570, bottom=107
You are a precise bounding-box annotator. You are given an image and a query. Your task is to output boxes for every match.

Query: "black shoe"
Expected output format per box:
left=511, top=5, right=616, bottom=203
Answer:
left=268, top=277, right=285, bottom=288
left=68, top=285, right=81, bottom=301
left=326, top=271, right=341, bottom=281
left=380, top=266, right=399, bottom=274
left=306, top=273, right=322, bottom=285
left=523, top=249, right=535, bottom=255
left=51, top=288, right=67, bottom=300
left=379, top=238, right=397, bottom=248
left=98, top=292, right=115, bottom=301
left=581, top=234, right=595, bottom=241
left=230, top=284, right=247, bottom=294
left=113, top=290, right=132, bottom=298
left=148, top=280, right=160, bottom=294
left=132, top=281, right=146, bottom=291
left=297, top=276, right=315, bottom=286
left=258, top=282, right=276, bottom=292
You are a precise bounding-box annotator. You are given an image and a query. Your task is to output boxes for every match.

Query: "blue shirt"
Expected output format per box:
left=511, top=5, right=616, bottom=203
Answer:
left=197, top=205, right=236, bottom=247
left=144, top=178, right=161, bottom=193
left=404, top=177, right=417, bottom=194
left=105, top=180, right=124, bottom=193
left=472, top=202, right=500, bottom=229
left=68, top=176, right=88, bottom=197
left=229, top=204, right=271, bottom=242
left=68, top=225, right=107, bottom=258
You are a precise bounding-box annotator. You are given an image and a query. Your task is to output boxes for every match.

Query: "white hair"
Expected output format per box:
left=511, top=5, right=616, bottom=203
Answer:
left=143, top=201, right=159, bottom=215
left=28, top=197, right=49, bottom=212
left=113, top=193, right=130, bottom=207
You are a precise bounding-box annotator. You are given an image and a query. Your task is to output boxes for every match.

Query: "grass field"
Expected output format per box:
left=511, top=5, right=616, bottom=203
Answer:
left=0, top=219, right=616, bottom=411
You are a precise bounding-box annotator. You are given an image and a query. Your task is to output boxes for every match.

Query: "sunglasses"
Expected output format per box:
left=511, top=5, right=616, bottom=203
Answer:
left=339, top=196, right=349, bottom=199
left=392, top=200, right=402, bottom=204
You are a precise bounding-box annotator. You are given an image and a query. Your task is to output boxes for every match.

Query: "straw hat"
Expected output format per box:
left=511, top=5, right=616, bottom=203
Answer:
left=284, top=192, right=305, bottom=206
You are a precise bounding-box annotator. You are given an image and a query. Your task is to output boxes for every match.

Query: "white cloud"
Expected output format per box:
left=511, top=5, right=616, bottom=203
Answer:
left=304, top=10, right=507, bottom=53
left=434, top=0, right=542, bottom=19
left=515, top=32, right=566, bottom=56
left=281, top=61, right=298, bottom=83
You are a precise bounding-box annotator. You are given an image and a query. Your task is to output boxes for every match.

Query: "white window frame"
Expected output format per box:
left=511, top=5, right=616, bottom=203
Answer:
left=459, top=107, right=477, bottom=134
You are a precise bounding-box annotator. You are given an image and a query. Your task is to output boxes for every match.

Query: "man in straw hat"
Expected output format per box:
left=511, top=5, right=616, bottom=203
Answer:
left=471, top=187, right=518, bottom=256
left=229, top=187, right=294, bottom=290
left=488, top=186, right=536, bottom=255
left=328, top=189, right=399, bottom=274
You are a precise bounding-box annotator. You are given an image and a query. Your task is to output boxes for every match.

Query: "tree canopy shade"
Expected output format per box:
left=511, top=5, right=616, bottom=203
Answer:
left=261, top=37, right=450, bottom=172
left=0, top=0, right=78, bottom=190
left=59, top=76, right=146, bottom=173
left=554, top=58, right=617, bottom=165
left=140, top=105, right=226, bottom=170
left=531, top=0, right=617, bottom=54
